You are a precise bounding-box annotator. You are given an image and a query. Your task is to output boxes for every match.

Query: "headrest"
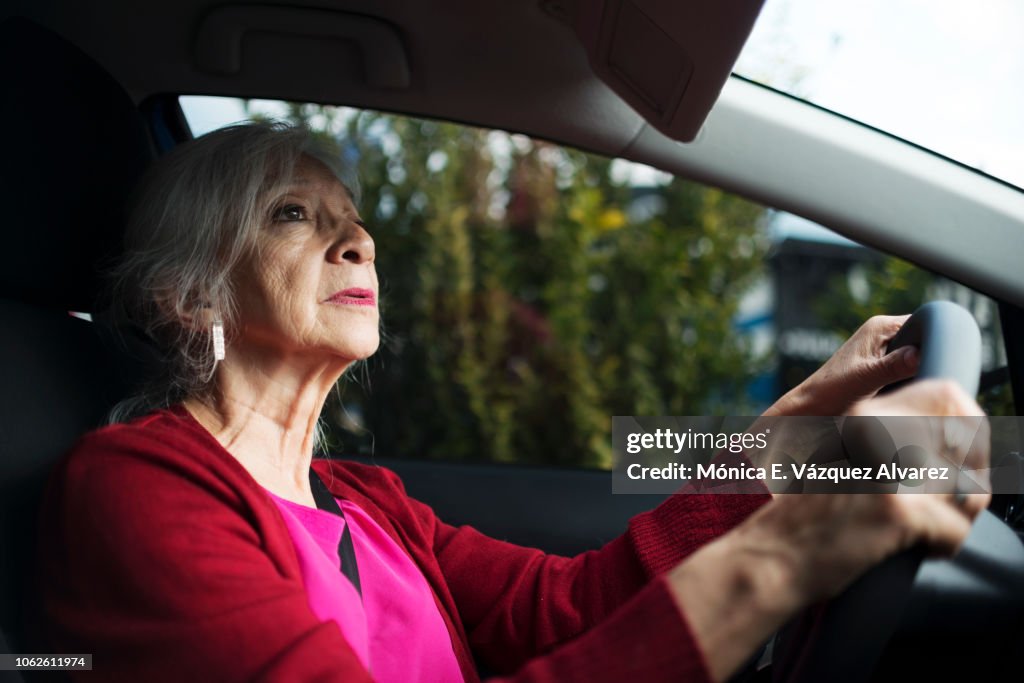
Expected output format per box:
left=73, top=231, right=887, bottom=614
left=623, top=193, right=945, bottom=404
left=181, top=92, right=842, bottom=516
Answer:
left=0, top=17, right=154, bottom=312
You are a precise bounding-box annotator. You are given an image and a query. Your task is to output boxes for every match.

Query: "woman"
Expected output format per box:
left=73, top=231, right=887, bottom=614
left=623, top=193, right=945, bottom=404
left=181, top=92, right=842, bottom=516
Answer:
left=36, top=122, right=989, bottom=682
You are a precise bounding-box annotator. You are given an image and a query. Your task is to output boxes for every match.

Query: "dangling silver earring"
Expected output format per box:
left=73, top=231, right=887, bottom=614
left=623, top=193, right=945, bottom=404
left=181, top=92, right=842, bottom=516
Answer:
left=212, top=319, right=225, bottom=362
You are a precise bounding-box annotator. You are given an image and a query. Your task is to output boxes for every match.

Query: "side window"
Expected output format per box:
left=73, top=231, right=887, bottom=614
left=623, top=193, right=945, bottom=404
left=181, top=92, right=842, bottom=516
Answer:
left=765, top=218, right=1011, bottom=418
left=180, top=97, right=1014, bottom=468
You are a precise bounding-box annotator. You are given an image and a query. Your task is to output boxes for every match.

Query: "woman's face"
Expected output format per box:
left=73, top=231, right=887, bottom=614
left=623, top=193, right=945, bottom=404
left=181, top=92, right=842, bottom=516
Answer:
left=231, top=154, right=379, bottom=364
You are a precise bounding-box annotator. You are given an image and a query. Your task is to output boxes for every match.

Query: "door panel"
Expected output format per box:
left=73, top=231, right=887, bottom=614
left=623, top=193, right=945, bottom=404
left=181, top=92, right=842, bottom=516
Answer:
left=348, top=456, right=668, bottom=556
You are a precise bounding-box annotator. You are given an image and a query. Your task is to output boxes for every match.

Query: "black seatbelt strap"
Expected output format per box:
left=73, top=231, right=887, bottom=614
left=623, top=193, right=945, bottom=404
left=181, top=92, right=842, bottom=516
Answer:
left=309, top=468, right=363, bottom=598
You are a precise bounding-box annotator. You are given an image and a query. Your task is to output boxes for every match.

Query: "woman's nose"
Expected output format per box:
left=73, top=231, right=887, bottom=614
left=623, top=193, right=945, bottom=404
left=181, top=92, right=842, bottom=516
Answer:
left=328, top=224, right=375, bottom=265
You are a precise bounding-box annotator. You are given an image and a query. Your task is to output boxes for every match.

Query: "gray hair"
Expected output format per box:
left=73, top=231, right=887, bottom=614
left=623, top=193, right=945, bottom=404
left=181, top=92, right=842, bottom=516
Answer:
left=107, top=120, right=359, bottom=432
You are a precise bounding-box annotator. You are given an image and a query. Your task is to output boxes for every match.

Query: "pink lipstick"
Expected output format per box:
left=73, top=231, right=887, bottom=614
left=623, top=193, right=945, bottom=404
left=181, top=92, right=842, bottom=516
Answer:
left=326, top=288, right=376, bottom=307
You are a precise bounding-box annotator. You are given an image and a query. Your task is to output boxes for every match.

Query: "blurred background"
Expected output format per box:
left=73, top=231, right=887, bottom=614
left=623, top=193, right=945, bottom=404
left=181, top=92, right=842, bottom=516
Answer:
left=182, top=97, right=1013, bottom=468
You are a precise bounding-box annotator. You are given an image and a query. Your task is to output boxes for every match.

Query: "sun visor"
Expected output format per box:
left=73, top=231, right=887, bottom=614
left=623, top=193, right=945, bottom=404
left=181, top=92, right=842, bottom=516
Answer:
left=569, top=0, right=765, bottom=142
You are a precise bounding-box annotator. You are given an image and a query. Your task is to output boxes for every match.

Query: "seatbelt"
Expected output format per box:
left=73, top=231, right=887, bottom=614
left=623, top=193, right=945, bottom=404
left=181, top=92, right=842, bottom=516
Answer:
left=309, top=468, right=363, bottom=598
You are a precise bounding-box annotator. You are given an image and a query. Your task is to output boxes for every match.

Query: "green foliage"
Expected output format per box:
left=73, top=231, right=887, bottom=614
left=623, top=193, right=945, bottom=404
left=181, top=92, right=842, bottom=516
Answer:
left=273, top=105, right=770, bottom=467
left=813, top=257, right=928, bottom=337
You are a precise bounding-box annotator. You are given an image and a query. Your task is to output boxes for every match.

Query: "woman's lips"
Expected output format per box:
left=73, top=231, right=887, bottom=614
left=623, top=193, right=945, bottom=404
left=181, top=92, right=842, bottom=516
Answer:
left=326, top=288, right=377, bottom=307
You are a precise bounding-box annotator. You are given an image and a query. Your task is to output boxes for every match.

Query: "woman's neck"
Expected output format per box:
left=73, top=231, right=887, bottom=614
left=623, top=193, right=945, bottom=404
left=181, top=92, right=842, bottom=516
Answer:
left=183, top=351, right=350, bottom=505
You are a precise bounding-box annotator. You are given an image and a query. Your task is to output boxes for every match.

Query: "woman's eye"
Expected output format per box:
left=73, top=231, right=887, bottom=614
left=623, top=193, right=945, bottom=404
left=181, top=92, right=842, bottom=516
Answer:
left=272, top=204, right=308, bottom=222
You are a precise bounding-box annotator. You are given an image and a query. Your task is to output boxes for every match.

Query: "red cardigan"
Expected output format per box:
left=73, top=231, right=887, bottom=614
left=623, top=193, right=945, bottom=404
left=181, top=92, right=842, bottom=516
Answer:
left=34, top=407, right=769, bottom=682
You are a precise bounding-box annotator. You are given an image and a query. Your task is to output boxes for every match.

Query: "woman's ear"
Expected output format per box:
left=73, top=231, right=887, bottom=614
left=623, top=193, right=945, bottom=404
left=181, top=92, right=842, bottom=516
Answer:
left=158, top=286, right=217, bottom=332
left=185, top=304, right=223, bottom=331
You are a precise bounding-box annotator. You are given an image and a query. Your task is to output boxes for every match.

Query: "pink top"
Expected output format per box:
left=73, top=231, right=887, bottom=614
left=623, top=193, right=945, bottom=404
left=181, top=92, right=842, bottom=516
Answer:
left=265, top=489, right=464, bottom=683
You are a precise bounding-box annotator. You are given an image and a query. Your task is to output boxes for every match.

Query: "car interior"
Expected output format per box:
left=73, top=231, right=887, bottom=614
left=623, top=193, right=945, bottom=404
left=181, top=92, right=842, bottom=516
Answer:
left=1, top=1, right=1023, bottom=681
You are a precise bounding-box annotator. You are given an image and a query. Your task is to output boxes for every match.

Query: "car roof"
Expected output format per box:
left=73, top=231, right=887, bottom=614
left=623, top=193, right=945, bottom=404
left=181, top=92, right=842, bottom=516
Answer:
left=7, top=0, right=1024, bottom=307
left=7, top=0, right=699, bottom=152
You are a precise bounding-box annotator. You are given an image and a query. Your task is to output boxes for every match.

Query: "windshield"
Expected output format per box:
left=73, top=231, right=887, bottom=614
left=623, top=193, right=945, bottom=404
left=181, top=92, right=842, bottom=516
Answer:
left=735, top=0, right=1024, bottom=190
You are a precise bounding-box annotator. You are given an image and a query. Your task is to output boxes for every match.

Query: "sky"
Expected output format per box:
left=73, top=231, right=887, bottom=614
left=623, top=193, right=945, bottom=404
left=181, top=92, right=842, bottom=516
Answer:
left=184, top=97, right=278, bottom=137
left=736, top=0, right=1024, bottom=190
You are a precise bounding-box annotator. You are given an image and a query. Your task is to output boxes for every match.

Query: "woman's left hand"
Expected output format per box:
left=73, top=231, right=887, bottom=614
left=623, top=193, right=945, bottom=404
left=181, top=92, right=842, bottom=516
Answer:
left=767, top=314, right=921, bottom=417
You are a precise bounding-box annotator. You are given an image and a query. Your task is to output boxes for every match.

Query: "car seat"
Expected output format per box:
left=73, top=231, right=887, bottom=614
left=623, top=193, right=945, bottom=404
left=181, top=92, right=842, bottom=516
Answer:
left=0, top=16, right=156, bottom=676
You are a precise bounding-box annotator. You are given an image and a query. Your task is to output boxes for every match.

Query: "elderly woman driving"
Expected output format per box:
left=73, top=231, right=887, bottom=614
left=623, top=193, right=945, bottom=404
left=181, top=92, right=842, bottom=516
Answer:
left=36, top=122, right=989, bottom=683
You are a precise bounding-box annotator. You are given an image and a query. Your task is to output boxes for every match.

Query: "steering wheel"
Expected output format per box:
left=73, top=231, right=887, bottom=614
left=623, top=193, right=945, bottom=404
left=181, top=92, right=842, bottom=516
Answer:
left=769, top=301, right=1024, bottom=683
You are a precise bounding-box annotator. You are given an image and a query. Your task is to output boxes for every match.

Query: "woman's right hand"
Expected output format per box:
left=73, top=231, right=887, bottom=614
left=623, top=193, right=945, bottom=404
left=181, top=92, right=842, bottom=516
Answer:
left=667, top=379, right=990, bottom=682
left=764, top=380, right=989, bottom=602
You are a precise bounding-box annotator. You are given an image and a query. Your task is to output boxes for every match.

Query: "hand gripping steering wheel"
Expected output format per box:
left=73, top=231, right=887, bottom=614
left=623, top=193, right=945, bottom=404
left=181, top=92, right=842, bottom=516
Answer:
left=769, top=301, right=1024, bottom=683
